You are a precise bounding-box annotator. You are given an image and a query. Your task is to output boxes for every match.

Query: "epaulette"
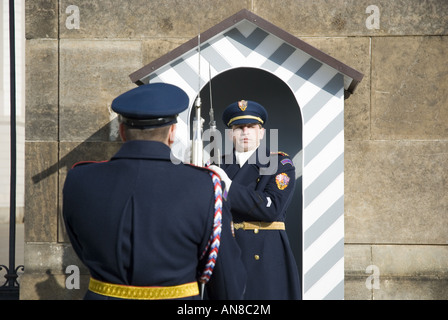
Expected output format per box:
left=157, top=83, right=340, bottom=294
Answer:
left=271, top=151, right=289, bottom=157
left=71, top=160, right=108, bottom=169
left=185, top=163, right=226, bottom=195
left=186, top=162, right=214, bottom=173
left=271, top=151, right=294, bottom=167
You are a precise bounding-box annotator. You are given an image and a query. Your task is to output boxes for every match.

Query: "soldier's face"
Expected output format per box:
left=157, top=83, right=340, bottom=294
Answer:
left=231, top=123, right=265, bottom=152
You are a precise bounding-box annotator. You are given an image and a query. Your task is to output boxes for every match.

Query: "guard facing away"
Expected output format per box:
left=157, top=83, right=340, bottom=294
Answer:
left=62, top=83, right=246, bottom=300
left=209, top=100, right=301, bottom=300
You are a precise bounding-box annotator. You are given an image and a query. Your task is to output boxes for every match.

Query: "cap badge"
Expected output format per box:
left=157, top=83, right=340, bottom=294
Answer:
left=238, top=100, right=248, bottom=111
left=275, top=173, right=290, bottom=190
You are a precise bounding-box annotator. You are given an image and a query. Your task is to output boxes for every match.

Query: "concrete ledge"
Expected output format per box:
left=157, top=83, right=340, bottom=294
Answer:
left=24, top=242, right=88, bottom=274
left=345, top=275, right=448, bottom=300
left=373, top=277, right=448, bottom=300
left=345, top=244, right=448, bottom=278
left=345, top=244, right=448, bottom=299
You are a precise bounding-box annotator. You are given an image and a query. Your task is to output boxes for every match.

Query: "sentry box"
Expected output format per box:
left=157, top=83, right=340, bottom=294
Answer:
left=130, top=9, right=363, bottom=300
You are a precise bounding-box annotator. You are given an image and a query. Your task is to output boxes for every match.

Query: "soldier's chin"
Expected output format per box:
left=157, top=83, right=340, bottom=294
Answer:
left=236, top=143, right=253, bottom=152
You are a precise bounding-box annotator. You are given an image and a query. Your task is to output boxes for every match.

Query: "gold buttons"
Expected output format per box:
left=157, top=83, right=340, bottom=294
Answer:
left=254, top=228, right=259, bottom=234
left=254, top=255, right=260, bottom=260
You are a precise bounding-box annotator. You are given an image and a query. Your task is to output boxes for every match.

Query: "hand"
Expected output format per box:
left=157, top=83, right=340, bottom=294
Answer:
left=208, top=165, right=232, bottom=193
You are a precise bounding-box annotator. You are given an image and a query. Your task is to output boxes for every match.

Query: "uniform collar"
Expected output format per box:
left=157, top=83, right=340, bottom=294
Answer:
left=223, top=147, right=271, bottom=168
left=235, top=149, right=257, bottom=167
left=111, top=140, right=176, bottom=162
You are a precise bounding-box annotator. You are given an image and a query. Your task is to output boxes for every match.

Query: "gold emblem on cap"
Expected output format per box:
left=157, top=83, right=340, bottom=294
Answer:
left=238, top=100, right=248, bottom=111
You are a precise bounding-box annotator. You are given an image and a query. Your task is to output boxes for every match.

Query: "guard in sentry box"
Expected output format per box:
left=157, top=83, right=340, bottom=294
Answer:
left=209, top=100, right=301, bottom=300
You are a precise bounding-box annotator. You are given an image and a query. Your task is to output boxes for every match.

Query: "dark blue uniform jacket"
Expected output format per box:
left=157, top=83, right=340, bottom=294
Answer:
left=221, top=148, right=301, bottom=300
left=63, top=140, right=246, bottom=300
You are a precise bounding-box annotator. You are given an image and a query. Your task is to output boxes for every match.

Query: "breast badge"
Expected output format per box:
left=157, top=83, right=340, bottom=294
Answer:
left=275, top=173, right=290, bottom=190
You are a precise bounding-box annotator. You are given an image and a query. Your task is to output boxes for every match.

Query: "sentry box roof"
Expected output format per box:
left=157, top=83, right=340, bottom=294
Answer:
left=130, top=9, right=363, bottom=96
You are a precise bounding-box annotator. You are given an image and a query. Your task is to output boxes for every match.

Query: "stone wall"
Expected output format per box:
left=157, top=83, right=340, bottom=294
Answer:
left=22, top=0, right=448, bottom=299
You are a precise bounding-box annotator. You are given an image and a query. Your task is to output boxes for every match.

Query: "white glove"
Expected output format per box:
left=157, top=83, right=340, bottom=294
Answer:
left=208, top=165, right=232, bottom=193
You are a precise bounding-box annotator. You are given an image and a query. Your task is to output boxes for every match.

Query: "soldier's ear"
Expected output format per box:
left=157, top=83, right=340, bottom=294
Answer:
left=259, top=126, right=265, bottom=140
left=168, top=124, right=177, bottom=146
left=119, top=123, right=127, bottom=142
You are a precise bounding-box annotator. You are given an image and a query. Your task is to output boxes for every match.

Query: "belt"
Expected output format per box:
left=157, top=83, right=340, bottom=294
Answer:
left=233, top=221, right=285, bottom=231
left=88, top=278, right=199, bottom=300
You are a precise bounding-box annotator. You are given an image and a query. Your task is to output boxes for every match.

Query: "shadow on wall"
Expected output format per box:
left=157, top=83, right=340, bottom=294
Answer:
left=34, top=269, right=67, bottom=300
left=34, top=268, right=89, bottom=300
left=31, top=123, right=123, bottom=186
left=30, top=123, right=120, bottom=299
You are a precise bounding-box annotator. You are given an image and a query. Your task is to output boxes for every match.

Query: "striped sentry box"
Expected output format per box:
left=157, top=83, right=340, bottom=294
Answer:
left=130, top=10, right=363, bottom=300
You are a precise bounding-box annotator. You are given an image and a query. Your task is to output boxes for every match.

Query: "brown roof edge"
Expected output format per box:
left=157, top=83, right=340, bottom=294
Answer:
left=130, top=9, right=364, bottom=93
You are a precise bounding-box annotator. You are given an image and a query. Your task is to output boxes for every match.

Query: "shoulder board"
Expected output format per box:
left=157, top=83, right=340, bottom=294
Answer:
left=71, top=160, right=108, bottom=169
left=186, top=163, right=227, bottom=197
left=185, top=163, right=221, bottom=176
left=271, top=151, right=294, bottom=167
left=185, top=163, right=212, bottom=172
left=271, top=151, right=289, bottom=157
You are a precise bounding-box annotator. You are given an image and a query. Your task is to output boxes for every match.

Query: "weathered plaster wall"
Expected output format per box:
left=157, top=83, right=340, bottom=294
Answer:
left=22, top=0, right=448, bottom=299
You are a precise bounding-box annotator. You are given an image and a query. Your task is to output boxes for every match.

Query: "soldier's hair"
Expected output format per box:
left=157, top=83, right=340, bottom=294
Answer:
left=122, top=124, right=171, bottom=142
